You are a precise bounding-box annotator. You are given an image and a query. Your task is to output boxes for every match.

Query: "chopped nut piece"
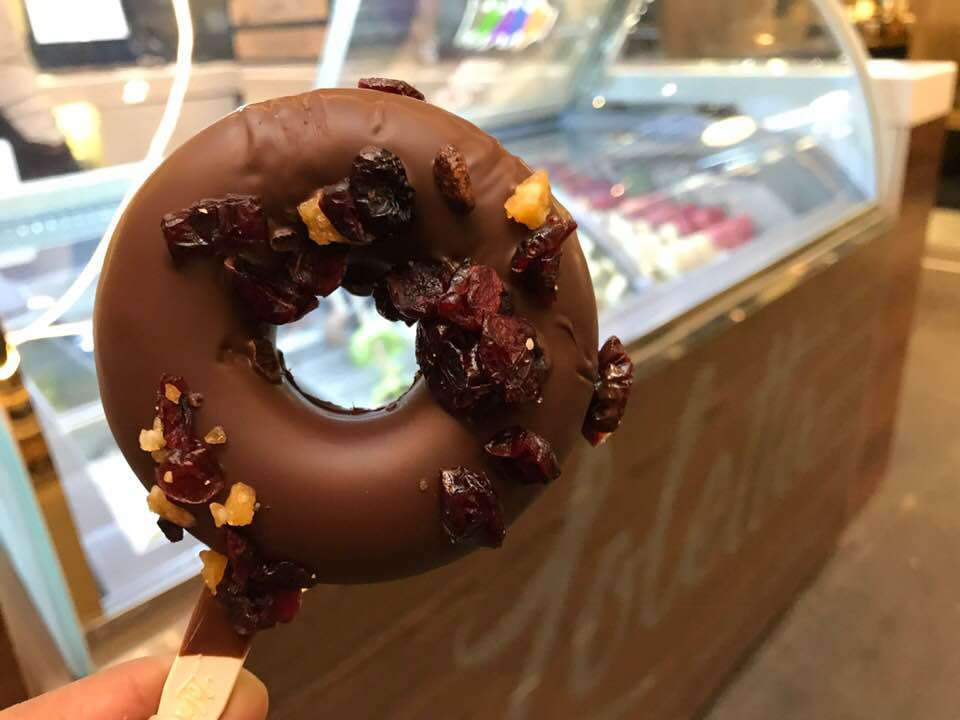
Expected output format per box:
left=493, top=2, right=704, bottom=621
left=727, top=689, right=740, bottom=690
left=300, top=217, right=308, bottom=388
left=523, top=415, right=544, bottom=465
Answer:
left=209, top=502, right=228, bottom=528
left=162, top=470, right=173, bottom=484
left=204, top=426, right=227, bottom=445
left=139, top=417, right=166, bottom=452
left=433, top=144, right=475, bottom=213
left=298, top=192, right=347, bottom=246
left=209, top=483, right=258, bottom=528
left=187, top=392, right=204, bottom=408
left=525, top=338, right=535, bottom=351
left=199, top=549, right=228, bottom=595
left=146, top=486, right=195, bottom=528
left=418, top=478, right=429, bottom=492
left=164, top=383, right=182, bottom=403
left=223, top=482, right=257, bottom=526
left=504, top=170, right=552, bottom=229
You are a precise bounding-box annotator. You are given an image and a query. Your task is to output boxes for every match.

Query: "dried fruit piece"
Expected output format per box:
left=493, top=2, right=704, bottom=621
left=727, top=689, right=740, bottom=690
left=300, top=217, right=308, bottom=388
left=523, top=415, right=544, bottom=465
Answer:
left=478, top=315, right=549, bottom=405
left=139, top=417, right=165, bottom=452
left=151, top=449, right=169, bottom=464
left=153, top=375, right=226, bottom=503
left=320, top=180, right=371, bottom=245
left=433, top=145, right=475, bottom=213
left=504, top=170, right=551, bottom=229
left=200, top=549, right=228, bottom=595
left=244, top=338, right=285, bottom=384
left=439, top=467, right=505, bottom=547
left=358, top=77, right=425, bottom=101
left=298, top=192, right=347, bottom=246
left=512, top=216, right=577, bottom=304
left=286, top=243, right=348, bottom=298
left=436, top=263, right=503, bottom=332
left=484, top=427, right=560, bottom=484
left=582, top=336, right=635, bottom=446
left=223, top=256, right=319, bottom=325
left=161, top=195, right=268, bottom=262
left=372, top=280, right=403, bottom=322
left=350, top=146, right=415, bottom=240
left=147, top=486, right=196, bottom=528
left=417, top=313, right=549, bottom=415
left=157, top=518, right=184, bottom=543
left=385, top=261, right=453, bottom=324
left=268, top=223, right=302, bottom=253
left=204, top=426, right=227, bottom=445
left=217, top=529, right=317, bottom=635
left=416, top=321, right=492, bottom=413
left=512, top=216, right=577, bottom=273
left=156, top=441, right=224, bottom=504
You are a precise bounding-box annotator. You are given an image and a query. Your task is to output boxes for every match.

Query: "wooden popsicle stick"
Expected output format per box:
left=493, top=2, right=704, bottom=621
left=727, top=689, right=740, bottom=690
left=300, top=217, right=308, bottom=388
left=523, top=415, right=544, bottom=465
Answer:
left=152, top=588, right=252, bottom=720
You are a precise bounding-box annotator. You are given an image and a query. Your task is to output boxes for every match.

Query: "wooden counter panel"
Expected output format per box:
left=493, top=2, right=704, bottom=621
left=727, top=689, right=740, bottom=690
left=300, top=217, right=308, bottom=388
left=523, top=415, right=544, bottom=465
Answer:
left=249, top=196, right=897, bottom=718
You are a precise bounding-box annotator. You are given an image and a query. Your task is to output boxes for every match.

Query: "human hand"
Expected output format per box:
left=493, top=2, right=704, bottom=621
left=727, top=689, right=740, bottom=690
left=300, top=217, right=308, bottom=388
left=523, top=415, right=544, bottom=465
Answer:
left=0, top=655, right=267, bottom=720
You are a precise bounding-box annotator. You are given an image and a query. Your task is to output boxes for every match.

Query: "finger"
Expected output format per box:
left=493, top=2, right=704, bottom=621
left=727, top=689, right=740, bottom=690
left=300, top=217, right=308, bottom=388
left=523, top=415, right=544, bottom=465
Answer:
left=0, top=655, right=172, bottom=720
left=221, top=669, right=269, bottom=720
left=1, top=657, right=268, bottom=720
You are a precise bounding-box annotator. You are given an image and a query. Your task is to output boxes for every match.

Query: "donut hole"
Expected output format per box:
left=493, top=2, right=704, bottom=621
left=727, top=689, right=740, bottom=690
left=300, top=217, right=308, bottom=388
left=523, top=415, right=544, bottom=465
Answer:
left=275, top=287, right=419, bottom=410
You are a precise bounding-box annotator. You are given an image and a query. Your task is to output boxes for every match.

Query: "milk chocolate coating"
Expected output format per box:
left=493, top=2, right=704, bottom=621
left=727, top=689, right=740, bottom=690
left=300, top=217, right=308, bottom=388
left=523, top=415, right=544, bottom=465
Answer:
left=94, top=89, right=599, bottom=583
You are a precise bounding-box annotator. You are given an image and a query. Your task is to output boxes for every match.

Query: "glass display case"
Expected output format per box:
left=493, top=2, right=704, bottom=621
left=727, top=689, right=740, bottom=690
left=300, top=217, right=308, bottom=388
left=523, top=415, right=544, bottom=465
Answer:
left=0, top=0, right=881, bottom=641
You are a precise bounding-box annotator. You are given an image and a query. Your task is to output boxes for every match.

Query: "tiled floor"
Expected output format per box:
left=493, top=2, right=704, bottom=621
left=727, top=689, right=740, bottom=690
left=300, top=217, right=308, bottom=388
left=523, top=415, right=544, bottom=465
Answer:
left=704, top=210, right=960, bottom=719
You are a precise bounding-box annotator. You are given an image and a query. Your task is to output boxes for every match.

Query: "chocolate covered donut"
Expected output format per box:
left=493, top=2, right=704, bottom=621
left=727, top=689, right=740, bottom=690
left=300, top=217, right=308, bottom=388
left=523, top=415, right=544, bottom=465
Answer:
left=95, top=82, right=633, bottom=633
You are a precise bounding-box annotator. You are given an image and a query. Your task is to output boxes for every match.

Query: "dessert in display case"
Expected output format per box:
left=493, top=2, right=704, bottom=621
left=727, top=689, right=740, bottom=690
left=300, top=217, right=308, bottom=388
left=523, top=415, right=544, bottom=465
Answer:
left=0, top=0, right=950, bottom=717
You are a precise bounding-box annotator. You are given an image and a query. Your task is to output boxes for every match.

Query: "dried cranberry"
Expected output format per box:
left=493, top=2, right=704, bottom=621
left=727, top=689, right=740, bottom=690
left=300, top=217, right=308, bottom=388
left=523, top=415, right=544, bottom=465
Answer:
left=582, top=336, right=635, bottom=446
left=244, top=338, right=285, bottom=384
left=161, top=203, right=219, bottom=261
left=219, top=530, right=316, bottom=635
left=511, top=216, right=576, bottom=273
left=153, top=375, right=224, bottom=503
left=416, top=321, right=493, bottom=413
left=386, top=261, right=453, bottom=324
left=512, top=216, right=577, bottom=304
left=268, top=223, right=303, bottom=253
left=528, top=252, right=563, bottom=304
left=223, top=256, right=319, bottom=325
left=478, top=315, right=549, bottom=405
left=271, top=589, right=303, bottom=624
left=433, top=144, right=475, bottom=213
left=436, top=263, right=503, bottom=332
left=156, top=439, right=224, bottom=504
left=215, top=195, right=270, bottom=253
left=287, top=243, right=348, bottom=297
left=320, top=180, right=371, bottom=245
left=350, top=146, right=415, bottom=240
left=156, top=374, right=194, bottom=449
left=358, top=77, right=425, bottom=101
left=438, top=467, right=505, bottom=547
left=250, top=561, right=315, bottom=590
left=372, top=280, right=403, bottom=322
left=484, top=427, right=560, bottom=484
left=157, top=518, right=184, bottom=543
left=161, top=195, right=268, bottom=263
